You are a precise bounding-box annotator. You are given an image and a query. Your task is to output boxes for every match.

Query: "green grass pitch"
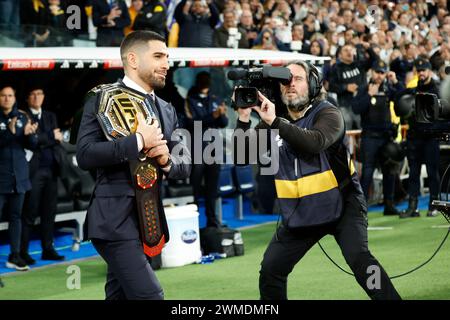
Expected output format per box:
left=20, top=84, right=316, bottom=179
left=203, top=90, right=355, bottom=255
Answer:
left=1, top=212, right=449, bottom=300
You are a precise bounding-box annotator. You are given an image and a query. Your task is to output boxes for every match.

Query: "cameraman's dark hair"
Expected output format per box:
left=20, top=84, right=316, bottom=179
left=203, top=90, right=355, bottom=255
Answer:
left=120, top=30, right=166, bottom=67
left=284, top=60, right=327, bottom=102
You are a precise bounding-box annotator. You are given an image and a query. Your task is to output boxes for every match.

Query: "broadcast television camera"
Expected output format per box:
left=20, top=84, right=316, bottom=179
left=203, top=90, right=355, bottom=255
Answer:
left=227, top=65, right=292, bottom=108
left=425, top=77, right=450, bottom=222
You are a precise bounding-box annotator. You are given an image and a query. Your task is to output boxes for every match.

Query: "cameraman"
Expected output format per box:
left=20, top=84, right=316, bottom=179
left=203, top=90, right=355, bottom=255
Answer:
left=351, top=60, right=404, bottom=215
left=400, top=58, right=441, bottom=218
left=234, top=61, right=400, bottom=300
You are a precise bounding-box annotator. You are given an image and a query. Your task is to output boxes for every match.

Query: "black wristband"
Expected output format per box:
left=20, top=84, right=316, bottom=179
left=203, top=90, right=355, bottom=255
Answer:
left=160, top=155, right=172, bottom=169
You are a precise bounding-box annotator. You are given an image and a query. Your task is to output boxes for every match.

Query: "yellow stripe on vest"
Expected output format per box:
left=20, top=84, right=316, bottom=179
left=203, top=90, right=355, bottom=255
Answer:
left=275, top=170, right=338, bottom=199
left=349, top=159, right=356, bottom=175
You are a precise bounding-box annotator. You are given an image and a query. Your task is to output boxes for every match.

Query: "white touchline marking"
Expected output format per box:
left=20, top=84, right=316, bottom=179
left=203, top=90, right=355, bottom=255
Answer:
left=368, top=226, right=394, bottom=230
left=431, top=225, right=450, bottom=229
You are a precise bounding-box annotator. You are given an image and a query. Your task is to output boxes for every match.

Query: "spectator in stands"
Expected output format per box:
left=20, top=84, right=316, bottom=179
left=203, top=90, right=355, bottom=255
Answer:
left=42, top=0, right=70, bottom=46
left=328, top=43, right=378, bottom=129
left=124, top=0, right=144, bottom=36
left=238, top=9, right=258, bottom=48
left=20, top=86, right=65, bottom=265
left=213, top=9, right=249, bottom=48
left=185, top=71, right=228, bottom=228
left=175, top=0, right=220, bottom=48
left=0, top=85, right=38, bottom=271
left=249, top=0, right=265, bottom=27
left=132, top=0, right=167, bottom=37
left=92, top=0, right=131, bottom=47
left=273, top=17, right=292, bottom=51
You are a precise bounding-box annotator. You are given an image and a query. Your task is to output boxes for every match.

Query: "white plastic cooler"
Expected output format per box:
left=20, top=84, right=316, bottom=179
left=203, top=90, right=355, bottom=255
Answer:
left=161, top=204, right=202, bottom=268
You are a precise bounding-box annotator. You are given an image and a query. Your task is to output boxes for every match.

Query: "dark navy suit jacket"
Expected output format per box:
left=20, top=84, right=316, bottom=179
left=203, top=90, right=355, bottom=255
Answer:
left=76, top=83, right=191, bottom=241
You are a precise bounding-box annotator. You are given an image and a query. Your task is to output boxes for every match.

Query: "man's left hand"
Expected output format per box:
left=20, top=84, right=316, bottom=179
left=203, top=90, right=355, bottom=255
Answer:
left=146, top=143, right=170, bottom=167
left=387, top=71, right=398, bottom=84
left=251, top=91, right=276, bottom=126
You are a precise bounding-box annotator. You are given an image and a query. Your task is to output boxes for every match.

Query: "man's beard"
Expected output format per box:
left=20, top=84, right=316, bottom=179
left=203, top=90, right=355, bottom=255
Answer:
left=139, top=70, right=165, bottom=90
left=282, top=91, right=310, bottom=112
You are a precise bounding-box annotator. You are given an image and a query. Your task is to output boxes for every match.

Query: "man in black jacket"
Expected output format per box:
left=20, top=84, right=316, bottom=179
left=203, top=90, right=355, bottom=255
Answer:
left=92, top=0, right=131, bottom=47
left=328, top=43, right=378, bottom=129
left=20, top=86, right=65, bottom=265
left=76, top=31, right=191, bottom=300
left=132, top=0, right=167, bottom=37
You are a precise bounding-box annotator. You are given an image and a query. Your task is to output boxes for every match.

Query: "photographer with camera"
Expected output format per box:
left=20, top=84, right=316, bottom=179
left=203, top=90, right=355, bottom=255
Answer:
left=233, top=61, right=400, bottom=300
left=400, top=58, right=441, bottom=218
left=351, top=60, right=404, bottom=215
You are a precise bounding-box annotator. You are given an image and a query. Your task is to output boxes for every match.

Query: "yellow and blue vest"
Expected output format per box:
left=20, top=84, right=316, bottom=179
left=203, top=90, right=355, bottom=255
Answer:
left=274, top=101, right=360, bottom=228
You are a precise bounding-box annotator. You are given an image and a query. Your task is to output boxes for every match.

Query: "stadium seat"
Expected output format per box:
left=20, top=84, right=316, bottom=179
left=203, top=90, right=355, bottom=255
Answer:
left=215, top=164, right=237, bottom=224
left=232, top=165, right=255, bottom=220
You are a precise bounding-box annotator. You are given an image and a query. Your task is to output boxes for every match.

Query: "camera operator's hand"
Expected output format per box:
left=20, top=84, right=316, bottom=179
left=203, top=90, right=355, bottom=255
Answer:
left=251, top=91, right=276, bottom=126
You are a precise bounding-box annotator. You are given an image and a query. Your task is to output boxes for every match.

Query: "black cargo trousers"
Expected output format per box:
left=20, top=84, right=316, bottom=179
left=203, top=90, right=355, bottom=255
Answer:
left=259, top=189, right=401, bottom=300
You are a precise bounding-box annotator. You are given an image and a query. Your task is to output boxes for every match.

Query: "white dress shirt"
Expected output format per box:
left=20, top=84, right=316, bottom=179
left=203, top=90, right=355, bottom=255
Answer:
left=122, top=76, right=170, bottom=172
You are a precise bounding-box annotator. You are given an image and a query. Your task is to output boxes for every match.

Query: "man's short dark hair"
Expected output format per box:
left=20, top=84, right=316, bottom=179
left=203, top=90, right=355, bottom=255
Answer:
left=26, top=85, right=45, bottom=95
left=120, top=30, right=166, bottom=65
left=0, top=85, right=15, bottom=92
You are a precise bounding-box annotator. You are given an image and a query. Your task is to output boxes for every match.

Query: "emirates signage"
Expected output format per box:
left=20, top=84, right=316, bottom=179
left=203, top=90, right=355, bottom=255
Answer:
left=2, top=59, right=55, bottom=70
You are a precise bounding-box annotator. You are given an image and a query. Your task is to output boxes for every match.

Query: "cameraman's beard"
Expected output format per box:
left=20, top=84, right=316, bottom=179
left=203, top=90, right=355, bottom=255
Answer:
left=282, top=92, right=310, bottom=112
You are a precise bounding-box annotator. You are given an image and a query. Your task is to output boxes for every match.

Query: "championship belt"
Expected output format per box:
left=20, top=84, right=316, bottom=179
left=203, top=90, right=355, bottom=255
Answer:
left=96, top=83, right=167, bottom=257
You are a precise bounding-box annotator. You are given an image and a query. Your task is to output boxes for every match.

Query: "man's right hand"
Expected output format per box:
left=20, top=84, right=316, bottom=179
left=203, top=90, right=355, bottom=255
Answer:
left=347, top=83, right=359, bottom=93
left=135, top=112, right=167, bottom=151
left=8, top=117, right=17, bottom=135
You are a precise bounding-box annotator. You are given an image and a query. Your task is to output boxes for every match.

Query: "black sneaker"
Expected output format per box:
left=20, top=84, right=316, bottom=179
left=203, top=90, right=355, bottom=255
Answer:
left=20, top=252, right=36, bottom=265
left=42, top=249, right=65, bottom=261
left=6, top=253, right=30, bottom=271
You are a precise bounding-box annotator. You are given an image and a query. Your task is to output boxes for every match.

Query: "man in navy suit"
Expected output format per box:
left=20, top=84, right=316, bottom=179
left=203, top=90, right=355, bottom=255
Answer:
left=76, top=30, right=191, bottom=300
